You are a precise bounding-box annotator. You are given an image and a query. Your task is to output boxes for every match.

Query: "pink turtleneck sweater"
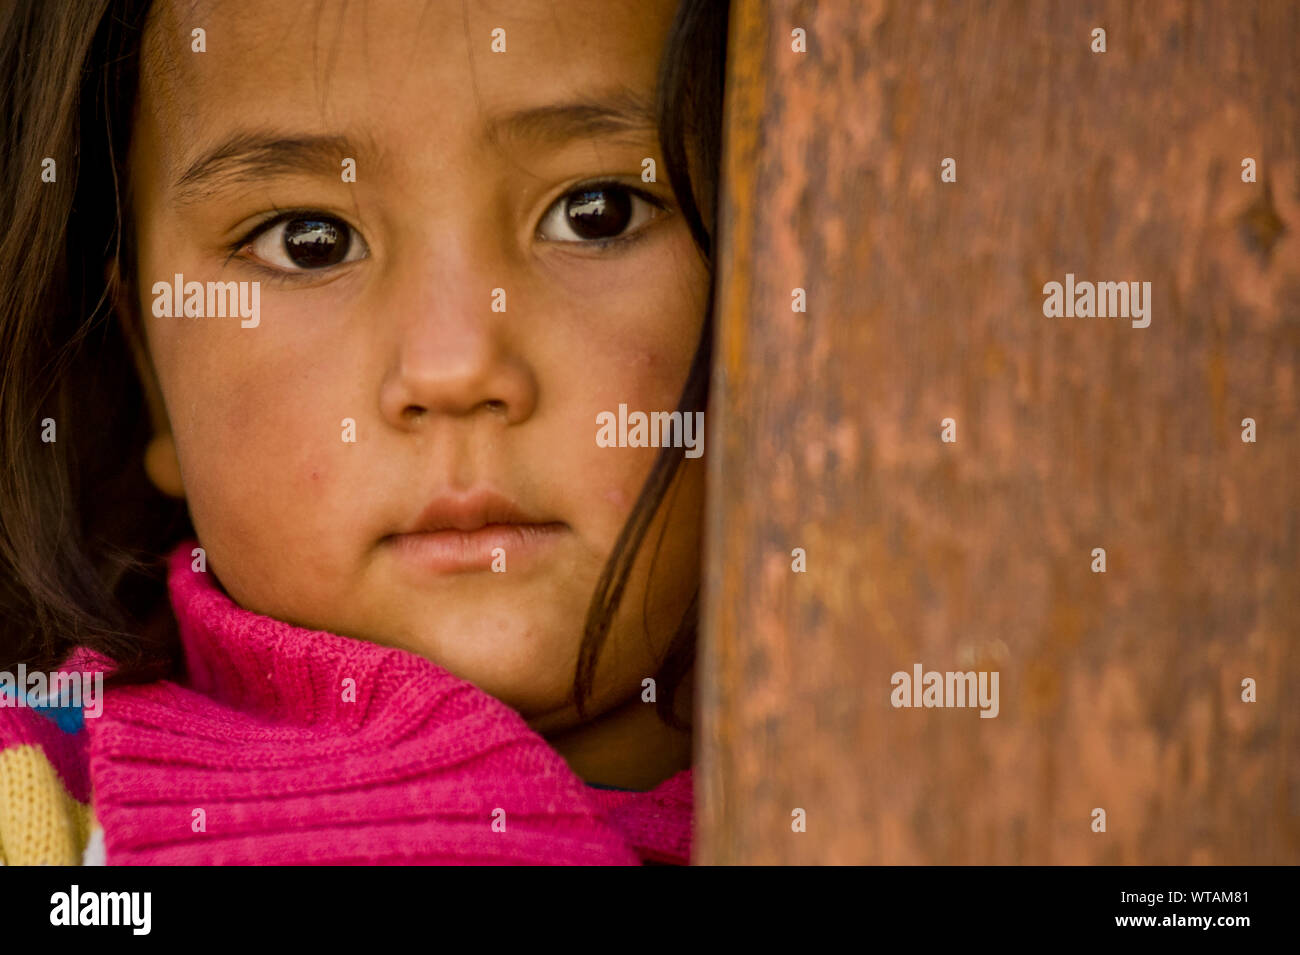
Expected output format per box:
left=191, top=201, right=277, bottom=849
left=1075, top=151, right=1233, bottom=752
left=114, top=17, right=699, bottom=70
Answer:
left=0, top=543, right=693, bottom=865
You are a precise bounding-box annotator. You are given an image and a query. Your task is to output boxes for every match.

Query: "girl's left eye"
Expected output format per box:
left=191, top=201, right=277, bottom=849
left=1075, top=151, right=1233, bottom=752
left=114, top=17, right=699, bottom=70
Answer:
left=242, top=215, right=369, bottom=272
left=536, top=182, right=666, bottom=246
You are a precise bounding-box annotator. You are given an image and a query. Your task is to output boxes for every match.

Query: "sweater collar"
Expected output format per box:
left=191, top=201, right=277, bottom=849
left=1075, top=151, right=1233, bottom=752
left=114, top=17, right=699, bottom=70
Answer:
left=164, top=542, right=693, bottom=800
left=166, top=541, right=424, bottom=728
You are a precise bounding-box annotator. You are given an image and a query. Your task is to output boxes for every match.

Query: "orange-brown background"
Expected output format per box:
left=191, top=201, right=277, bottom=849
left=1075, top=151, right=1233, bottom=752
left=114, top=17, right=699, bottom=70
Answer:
left=699, top=0, right=1298, bottom=864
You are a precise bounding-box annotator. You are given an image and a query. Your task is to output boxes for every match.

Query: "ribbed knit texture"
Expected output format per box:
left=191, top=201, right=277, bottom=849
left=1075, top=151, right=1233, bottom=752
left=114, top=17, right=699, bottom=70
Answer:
left=0, top=542, right=692, bottom=865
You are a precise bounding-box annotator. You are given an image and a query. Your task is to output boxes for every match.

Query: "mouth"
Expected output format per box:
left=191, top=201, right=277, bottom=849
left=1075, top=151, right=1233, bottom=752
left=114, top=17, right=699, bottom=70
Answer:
left=382, top=489, right=567, bottom=575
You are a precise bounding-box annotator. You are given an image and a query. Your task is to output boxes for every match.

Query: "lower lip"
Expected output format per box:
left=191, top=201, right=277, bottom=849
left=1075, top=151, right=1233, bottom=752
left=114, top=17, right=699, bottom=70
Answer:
left=384, top=523, right=567, bottom=574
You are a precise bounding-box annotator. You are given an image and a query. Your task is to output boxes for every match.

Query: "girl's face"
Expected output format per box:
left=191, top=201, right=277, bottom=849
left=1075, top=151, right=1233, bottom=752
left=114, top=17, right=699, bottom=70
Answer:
left=125, top=0, right=708, bottom=733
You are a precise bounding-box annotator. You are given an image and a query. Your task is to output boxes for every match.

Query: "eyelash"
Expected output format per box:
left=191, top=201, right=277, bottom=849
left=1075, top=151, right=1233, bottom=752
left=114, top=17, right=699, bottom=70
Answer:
left=225, top=179, right=669, bottom=278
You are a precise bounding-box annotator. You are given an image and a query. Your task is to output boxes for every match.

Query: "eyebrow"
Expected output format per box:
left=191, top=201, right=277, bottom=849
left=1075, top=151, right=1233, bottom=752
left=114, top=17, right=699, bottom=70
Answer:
left=484, top=88, right=659, bottom=149
left=171, top=89, right=658, bottom=204
left=173, top=133, right=364, bottom=205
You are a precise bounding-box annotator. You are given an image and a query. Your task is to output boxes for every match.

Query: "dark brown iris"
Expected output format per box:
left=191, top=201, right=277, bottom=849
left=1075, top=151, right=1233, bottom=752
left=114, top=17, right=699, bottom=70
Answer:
left=283, top=218, right=349, bottom=268
left=565, top=187, right=632, bottom=240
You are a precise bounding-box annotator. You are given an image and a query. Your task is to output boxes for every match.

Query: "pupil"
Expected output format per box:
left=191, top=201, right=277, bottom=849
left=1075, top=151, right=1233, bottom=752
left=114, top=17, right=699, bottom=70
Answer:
left=283, top=218, right=348, bottom=268
left=566, top=188, right=631, bottom=240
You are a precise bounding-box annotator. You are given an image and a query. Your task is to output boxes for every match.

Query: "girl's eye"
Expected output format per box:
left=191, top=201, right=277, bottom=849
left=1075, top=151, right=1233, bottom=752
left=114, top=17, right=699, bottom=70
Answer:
left=243, top=215, right=368, bottom=272
left=536, top=182, right=665, bottom=245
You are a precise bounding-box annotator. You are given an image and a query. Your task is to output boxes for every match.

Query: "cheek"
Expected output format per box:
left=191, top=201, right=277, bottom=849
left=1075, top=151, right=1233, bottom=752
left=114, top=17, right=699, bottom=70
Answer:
left=568, top=352, right=674, bottom=523
left=556, top=243, right=709, bottom=530
left=153, top=325, right=359, bottom=560
left=601, top=485, right=631, bottom=511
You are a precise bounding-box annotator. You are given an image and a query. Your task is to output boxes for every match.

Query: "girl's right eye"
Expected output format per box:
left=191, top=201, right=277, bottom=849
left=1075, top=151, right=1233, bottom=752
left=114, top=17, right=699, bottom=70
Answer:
left=241, top=215, right=369, bottom=273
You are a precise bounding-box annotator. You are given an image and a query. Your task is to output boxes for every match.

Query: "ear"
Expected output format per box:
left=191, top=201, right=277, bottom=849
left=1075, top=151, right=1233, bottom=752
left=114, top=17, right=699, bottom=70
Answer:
left=107, top=257, right=186, bottom=499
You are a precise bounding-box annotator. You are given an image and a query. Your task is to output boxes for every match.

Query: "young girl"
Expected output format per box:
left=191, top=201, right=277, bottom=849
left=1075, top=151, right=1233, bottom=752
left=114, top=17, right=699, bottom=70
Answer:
left=0, top=0, right=726, bottom=865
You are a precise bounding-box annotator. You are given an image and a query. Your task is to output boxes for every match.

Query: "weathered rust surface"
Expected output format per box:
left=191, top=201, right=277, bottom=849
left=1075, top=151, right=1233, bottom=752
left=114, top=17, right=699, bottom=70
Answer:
left=698, top=0, right=1299, bottom=864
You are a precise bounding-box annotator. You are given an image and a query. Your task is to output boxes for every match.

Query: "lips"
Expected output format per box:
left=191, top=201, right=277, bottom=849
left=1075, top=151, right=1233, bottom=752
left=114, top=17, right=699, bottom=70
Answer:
left=384, top=489, right=567, bottom=574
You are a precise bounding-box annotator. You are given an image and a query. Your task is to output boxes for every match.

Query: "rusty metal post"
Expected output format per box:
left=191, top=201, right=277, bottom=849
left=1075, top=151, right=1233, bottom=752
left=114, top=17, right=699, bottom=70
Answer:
left=699, top=0, right=1299, bottom=864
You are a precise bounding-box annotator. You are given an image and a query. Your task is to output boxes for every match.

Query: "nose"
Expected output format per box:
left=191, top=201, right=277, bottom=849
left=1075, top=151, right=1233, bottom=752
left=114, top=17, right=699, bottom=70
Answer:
left=378, top=240, right=538, bottom=429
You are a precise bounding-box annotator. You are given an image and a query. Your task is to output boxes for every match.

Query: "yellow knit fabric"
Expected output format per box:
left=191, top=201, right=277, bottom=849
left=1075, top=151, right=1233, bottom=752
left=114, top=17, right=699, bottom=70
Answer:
left=0, top=744, right=91, bottom=865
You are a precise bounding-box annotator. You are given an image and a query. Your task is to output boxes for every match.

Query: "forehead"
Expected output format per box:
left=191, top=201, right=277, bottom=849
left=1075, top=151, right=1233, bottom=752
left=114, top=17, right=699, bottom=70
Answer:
left=139, top=0, right=678, bottom=172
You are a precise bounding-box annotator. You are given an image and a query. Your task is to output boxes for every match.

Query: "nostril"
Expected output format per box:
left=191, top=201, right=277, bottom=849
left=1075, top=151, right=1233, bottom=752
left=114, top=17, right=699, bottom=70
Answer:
left=483, top=400, right=507, bottom=415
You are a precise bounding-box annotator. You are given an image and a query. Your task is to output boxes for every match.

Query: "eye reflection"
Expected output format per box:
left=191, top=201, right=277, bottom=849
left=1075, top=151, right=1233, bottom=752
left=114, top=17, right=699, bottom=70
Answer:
left=565, top=188, right=632, bottom=240
left=246, top=215, right=367, bottom=271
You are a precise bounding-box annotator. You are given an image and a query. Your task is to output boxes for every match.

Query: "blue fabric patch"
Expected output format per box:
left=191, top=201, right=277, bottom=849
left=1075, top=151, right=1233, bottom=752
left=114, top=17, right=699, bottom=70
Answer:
left=0, top=683, right=86, bottom=734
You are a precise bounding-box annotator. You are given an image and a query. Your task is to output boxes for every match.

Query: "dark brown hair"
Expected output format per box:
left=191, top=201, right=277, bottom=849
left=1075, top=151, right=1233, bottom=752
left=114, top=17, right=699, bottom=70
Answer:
left=0, top=0, right=728, bottom=731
